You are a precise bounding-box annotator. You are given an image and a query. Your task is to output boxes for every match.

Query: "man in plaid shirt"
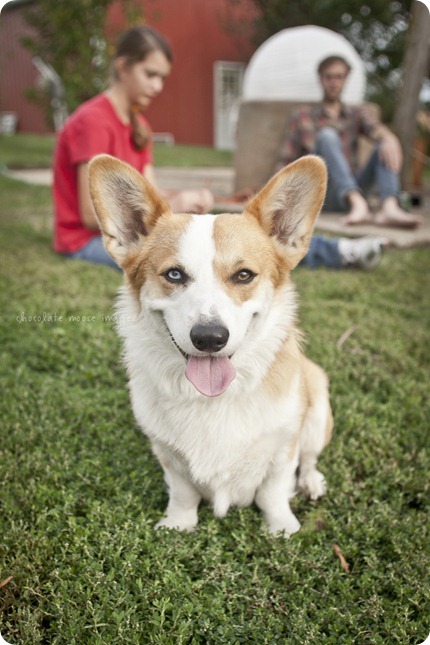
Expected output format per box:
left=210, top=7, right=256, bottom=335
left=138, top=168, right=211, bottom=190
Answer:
left=277, top=55, right=422, bottom=229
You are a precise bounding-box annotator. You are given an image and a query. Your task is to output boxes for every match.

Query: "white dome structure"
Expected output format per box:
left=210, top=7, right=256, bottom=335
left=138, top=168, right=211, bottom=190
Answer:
left=243, top=26, right=366, bottom=105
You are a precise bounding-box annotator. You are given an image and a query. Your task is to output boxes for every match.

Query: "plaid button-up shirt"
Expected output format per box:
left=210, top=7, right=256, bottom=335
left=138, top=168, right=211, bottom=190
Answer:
left=278, top=103, right=380, bottom=173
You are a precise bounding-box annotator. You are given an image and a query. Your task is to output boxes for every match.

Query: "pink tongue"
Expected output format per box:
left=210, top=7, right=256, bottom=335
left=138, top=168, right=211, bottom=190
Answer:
left=185, top=356, right=236, bottom=397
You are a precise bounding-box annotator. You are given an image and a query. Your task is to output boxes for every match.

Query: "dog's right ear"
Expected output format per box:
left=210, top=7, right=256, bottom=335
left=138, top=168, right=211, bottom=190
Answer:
left=245, top=156, right=327, bottom=269
left=89, top=154, right=171, bottom=266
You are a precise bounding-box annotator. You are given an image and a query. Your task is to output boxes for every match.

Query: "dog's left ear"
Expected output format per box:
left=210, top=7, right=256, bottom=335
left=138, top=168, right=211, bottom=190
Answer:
left=89, top=154, right=171, bottom=266
left=246, top=155, right=327, bottom=268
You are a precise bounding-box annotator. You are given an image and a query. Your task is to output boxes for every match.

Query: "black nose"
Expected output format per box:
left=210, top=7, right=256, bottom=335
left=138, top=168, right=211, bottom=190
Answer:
left=190, top=323, right=229, bottom=353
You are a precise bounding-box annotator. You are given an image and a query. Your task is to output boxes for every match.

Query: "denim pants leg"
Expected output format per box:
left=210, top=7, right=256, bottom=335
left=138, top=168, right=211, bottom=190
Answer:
left=300, top=236, right=342, bottom=269
left=66, top=236, right=120, bottom=270
left=356, top=145, right=400, bottom=202
left=315, top=127, right=360, bottom=212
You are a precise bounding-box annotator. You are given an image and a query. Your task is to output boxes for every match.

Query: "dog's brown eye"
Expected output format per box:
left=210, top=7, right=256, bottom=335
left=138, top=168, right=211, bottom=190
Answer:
left=232, top=269, right=256, bottom=284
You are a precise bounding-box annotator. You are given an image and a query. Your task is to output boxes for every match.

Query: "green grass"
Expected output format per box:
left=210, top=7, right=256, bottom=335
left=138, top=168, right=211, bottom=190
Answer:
left=1, top=173, right=429, bottom=643
left=0, top=134, right=56, bottom=170
left=0, top=134, right=232, bottom=169
left=154, top=143, right=232, bottom=167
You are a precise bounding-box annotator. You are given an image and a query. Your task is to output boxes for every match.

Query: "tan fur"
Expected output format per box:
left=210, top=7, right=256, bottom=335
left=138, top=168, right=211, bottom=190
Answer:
left=89, top=154, right=171, bottom=267
left=325, top=405, right=334, bottom=448
left=262, top=331, right=305, bottom=401
left=246, top=156, right=327, bottom=269
left=212, top=214, right=285, bottom=303
left=124, top=214, right=192, bottom=297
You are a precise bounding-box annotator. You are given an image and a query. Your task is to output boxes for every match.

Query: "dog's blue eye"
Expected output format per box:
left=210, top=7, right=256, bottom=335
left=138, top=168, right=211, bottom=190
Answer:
left=164, top=268, right=187, bottom=284
left=232, top=269, right=256, bottom=284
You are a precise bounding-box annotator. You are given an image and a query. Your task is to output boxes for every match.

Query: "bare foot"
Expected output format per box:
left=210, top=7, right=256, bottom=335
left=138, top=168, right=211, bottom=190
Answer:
left=341, top=191, right=373, bottom=225
left=375, top=198, right=422, bottom=229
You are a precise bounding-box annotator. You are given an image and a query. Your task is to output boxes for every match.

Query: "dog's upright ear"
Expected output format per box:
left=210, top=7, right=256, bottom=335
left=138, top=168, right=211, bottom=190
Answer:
left=89, top=154, right=171, bottom=266
left=245, top=155, right=327, bottom=268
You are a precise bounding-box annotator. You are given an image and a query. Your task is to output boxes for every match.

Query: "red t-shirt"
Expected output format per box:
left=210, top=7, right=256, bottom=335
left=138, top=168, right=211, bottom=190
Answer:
left=53, top=93, right=153, bottom=253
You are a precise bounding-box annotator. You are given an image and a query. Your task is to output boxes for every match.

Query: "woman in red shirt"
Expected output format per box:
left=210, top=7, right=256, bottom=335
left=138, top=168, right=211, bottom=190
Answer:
left=53, top=25, right=212, bottom=268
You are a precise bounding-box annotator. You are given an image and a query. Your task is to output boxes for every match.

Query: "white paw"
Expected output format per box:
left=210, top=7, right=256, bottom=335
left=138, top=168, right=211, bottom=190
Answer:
left=155, top=516, right=197, bottom=533
left=267, top=513, right=301, bottom=538
left=298, top=469, right=327, bottom=500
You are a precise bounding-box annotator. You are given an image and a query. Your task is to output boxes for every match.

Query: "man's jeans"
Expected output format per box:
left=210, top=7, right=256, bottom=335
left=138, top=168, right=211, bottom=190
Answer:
left=316, top=127, right=400, bottom=211
left=299, top=236, right=341, bottom=269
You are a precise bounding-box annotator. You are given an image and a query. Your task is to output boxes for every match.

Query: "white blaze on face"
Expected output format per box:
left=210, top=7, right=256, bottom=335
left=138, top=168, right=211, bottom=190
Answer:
left=178, top=214, right=221, bottom=322
left=157, top=215, right=217, bottom=353
left=166, top=215, right=236, bottom=396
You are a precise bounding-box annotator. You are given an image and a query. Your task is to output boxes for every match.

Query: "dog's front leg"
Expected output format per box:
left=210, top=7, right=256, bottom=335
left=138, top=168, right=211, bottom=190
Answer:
left=255, top=452, right=300, bottom=537
left=155, top=463, right=201, bottom=532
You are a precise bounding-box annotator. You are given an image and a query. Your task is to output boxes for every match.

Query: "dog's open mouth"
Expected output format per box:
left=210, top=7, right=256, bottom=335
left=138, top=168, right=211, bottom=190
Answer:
left=167, top=327, right=236, bottom=397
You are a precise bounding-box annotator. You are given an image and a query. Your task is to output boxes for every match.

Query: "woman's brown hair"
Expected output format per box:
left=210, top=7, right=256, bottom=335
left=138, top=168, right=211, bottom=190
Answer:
left=113, top=25, right=173, bottom=150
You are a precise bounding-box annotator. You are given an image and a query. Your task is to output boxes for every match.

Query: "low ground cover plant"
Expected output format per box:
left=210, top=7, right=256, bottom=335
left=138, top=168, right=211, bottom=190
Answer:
left=0, top=173, right=429, bottom=643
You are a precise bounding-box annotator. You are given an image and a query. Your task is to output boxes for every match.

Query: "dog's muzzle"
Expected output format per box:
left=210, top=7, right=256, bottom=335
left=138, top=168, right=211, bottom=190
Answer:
left=163, top=318, right=236, bottom=397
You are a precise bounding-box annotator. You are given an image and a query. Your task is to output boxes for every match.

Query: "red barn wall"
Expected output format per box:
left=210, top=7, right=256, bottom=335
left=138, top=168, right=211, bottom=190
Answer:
left=0, top=0, right=257, bottom=143
left=108, top=0, right=257, bottom=145
left=0, top=2, right=51, bottom=133
left=143, top=0, right=256, bottom=145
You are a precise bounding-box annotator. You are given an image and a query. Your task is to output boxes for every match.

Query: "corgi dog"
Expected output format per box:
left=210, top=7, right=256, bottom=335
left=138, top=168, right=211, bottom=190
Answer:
left=89, top=154, right=333, bottom=537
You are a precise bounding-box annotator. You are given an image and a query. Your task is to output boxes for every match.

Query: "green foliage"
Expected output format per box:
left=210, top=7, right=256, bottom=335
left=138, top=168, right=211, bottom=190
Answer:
left=248, top=0, right=411, bottom=46
left=0, top=174, right=429, bottom=642
left=153, top=143, right=232, bottom=168
left=22, top=0, right=143, bottom=119
left=0, top=134, right=55, bottom=169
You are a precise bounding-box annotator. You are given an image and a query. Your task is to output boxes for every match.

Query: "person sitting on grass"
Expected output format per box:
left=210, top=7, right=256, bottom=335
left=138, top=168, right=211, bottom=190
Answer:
left=277, top=54, right=422, bottom=229
left=53, top=26, right=387, bottom=272
left=53, top=25, right=213, bottom=270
